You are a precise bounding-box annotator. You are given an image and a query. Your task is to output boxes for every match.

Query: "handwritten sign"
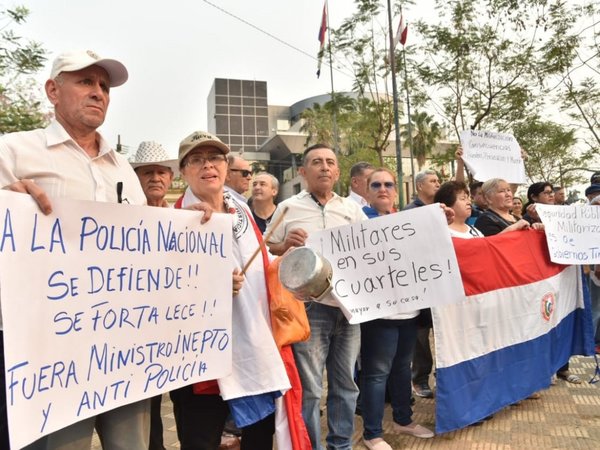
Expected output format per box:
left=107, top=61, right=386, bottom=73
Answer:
left=0, top=191, right=233, bottom=449
left=306, top=204, right=465, bottom=324
left=459, top=129, right=526, bottom=183
left=536, top=204, right=600, bottom=264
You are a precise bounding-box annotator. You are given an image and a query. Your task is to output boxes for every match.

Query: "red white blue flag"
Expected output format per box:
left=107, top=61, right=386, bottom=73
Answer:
left=317, top=1, right=327, bottom=78
left=432, top=231, right=594, bottom=433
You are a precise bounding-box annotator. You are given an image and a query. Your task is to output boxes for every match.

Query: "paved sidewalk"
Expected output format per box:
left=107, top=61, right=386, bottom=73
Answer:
left=92, top=355, right=599, bottom=449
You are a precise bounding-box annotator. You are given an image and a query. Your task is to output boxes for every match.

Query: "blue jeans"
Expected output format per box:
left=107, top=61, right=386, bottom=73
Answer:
left=292, top=302, right=360, bottom=450
left=360, top=317, right=418, bottom=440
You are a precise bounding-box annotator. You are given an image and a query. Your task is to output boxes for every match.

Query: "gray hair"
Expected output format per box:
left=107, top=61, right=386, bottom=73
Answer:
left=254, top=171, right=279, bottom=191
left=481, top=178, right=507, bottom=200
left=227, top=155, right=243, bottom=165
left=415, top=169, right=437, bottom=186
left=350, top=161, right=374, bottom=178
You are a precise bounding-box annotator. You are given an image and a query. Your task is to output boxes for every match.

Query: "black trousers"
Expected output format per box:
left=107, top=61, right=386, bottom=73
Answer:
left=149, top=395, right=166, bottom=450
left=169, top=385, right=274, bottom=450
left=0, top=331, right=10, bottom=449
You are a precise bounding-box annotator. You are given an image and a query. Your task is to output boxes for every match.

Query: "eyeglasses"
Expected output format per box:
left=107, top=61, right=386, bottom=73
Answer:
left=185, top=154, right=227, bottom=167
left=229, top=168, right=253, bottom=177
left=370, top=181, right=396, bottom=190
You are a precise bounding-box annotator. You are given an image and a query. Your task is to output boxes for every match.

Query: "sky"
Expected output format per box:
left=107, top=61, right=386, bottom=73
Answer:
left=17, top=0, right=375, bottom=158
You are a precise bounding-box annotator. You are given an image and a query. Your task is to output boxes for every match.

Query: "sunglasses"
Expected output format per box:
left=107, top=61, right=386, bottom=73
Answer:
left=230, top=168, right=253, bottom=177
left=370, top=181, right=396, bottom=190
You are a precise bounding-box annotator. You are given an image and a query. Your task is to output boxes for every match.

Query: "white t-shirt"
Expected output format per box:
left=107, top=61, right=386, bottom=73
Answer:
left=449, top=224, right=484, bottom=239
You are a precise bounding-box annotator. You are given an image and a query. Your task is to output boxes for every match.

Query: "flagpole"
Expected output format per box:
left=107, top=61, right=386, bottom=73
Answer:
left=386, top=0, right=405, bottom=207
left=325, top=1, right=340, bottom=162
left=400, top=6, right=416, bottom=195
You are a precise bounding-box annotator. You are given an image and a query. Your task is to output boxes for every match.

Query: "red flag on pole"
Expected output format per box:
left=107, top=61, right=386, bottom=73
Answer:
left=317, top=1, right=327, bottom=78
left=393, top=14, right=408, bottom=49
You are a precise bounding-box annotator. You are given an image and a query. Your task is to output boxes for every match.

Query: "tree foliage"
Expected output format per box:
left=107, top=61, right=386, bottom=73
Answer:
left=0, top=6, right=48, bottom=133
left=300, top=94, right=385, bottom=194
left=539, top=1, right=600, bottom=154
left=414, top=0, right=543, bottom=138
left=400, top=110, right=441, bottom=170
left=513, top=117, right=588, bottom=187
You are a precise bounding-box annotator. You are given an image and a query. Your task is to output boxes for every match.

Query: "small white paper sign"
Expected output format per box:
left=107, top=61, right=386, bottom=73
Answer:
left=537, top=203, right=600, bottom=264
left=306, top=204, right=465, bottom=324
left=0, top=191, right=233, bottom=449
left=459, top=129, right=526, bottom=183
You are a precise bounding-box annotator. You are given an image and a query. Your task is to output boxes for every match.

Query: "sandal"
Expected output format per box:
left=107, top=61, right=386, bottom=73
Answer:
left=557, top=371, right=582, bottom=384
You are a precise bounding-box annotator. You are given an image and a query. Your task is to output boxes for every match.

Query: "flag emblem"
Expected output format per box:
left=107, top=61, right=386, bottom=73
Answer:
left=540, top=292, right=555, bottom=321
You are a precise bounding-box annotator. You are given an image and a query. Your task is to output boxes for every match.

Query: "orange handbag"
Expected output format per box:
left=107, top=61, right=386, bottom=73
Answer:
left=266, top=257, right=311, bottom=349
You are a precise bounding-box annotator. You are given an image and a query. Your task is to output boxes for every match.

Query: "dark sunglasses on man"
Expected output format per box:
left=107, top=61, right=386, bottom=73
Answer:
left=230, top=168, right=253, bottom=178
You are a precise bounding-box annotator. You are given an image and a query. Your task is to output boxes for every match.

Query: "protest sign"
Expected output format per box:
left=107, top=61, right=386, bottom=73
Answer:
left=459, top=129, right=526, bottom=183
left=0, top=191, right=233, bottom=449
left=306, top=204, right=465, bottom=324
left=536, top=203, right=600, bottom=264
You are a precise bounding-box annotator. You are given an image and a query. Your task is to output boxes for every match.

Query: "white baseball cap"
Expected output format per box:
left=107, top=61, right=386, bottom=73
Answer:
left=50, top=50, right=128, bottom=87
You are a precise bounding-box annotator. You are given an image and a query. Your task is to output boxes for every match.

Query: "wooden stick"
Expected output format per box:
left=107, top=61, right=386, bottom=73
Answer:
left=241, top=206, right=289, bottom=275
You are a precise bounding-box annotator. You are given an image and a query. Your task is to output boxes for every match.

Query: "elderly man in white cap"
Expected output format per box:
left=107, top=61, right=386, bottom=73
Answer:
left=131, top=141, right=177, bottom=208
left=0, top=50, right=151, bottom=450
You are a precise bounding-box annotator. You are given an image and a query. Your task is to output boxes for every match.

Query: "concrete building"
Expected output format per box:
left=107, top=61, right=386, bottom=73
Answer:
left=207, top=77, right=457, bottom=201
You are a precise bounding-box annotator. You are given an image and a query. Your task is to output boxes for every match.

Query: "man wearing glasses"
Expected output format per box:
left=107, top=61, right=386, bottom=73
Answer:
left=225, top=156, right=253, bottom=204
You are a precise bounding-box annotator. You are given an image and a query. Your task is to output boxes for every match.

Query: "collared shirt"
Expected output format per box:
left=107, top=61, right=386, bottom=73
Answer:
left=0, top=120, right=146, bottom=330
left=0, top=120, right=145, bottom=205
left=347, top=189, right=368, bottom=207
left=266, top=190, right=367, bottom=307
left=224, top=185, right=248, bottom=204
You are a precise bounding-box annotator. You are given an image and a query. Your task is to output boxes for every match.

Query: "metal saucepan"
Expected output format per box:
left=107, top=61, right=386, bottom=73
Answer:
left=279, top=247, right=333, bottom=302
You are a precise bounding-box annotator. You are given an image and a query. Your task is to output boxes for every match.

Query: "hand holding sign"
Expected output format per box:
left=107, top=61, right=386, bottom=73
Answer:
left=306, top=204, right=465, bottom=323
left=459, top=130, right=526, bottom=183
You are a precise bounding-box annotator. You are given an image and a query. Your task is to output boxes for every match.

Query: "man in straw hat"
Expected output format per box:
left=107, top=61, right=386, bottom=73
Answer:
left=130, top=140, right=178, bottom=450
left=131, top=141, right=177, bottom=208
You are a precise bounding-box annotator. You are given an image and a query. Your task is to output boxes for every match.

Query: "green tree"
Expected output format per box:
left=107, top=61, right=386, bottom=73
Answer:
left=513, top=117, right=588, bottom=187
left=539, top=1, right=600, bottom=154
left=401, top=111, right=441, bottom=170
left=299, top=94, right=384, bottom=194
left=329, top=0, right=401, bottom=166
left=0, top=6, right=48, bottom=133
left=415, top=0, right=542, bottom=138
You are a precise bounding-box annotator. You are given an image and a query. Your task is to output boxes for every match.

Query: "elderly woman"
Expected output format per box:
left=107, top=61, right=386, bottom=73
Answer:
left=474, top=178, right=552, bottom=397
left=169, top=131, right=290, bottom=450
left=434, top=181, right=483, bottom=238
left=474, top=178, right=535, bottom=236
left=360, top=168, right=433, bottom=450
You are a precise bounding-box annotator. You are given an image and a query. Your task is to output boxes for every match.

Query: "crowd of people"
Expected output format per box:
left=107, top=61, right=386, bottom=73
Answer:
left=0, top=49, right=598, bottom=450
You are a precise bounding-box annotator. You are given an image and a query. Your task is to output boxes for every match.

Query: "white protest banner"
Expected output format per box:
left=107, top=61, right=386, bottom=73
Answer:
left=306, top=204, right=465, bottom=324
left=536, top=203, right=600, bottom=264
left=0, top=191, right=233, bottom=449
left=459, top=129, right=526, bottom=183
